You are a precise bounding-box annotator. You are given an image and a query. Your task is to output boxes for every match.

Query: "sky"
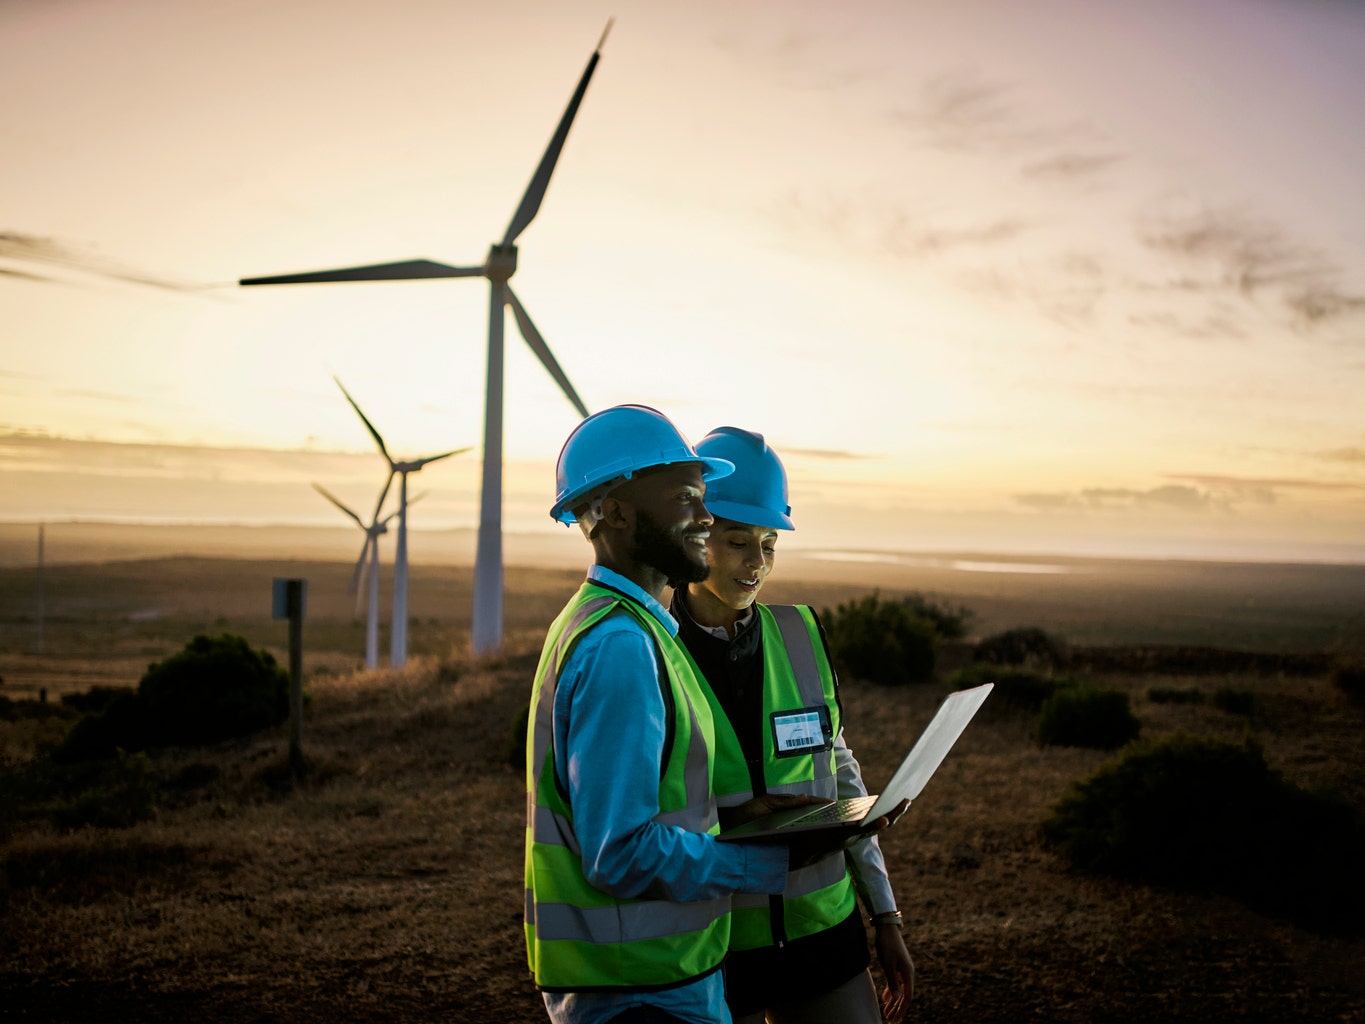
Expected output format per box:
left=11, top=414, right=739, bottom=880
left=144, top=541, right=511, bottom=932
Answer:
left=3, top=0, right=1364, bottom=564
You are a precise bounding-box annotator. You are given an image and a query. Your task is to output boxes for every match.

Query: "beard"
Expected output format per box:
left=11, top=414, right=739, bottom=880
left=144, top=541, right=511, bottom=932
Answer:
left=632, top=508, right=711, bottom=587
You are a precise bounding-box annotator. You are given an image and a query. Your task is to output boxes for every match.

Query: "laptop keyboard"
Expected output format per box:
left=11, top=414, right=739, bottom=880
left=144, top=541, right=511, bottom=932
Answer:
left=795, top=794, right=878, bottom=826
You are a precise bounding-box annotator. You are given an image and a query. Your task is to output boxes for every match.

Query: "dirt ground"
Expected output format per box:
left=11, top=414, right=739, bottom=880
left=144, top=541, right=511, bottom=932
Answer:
left=3, top=643, right=1363, bottom=1023
left=2, top=551, right=1364, bottom=1022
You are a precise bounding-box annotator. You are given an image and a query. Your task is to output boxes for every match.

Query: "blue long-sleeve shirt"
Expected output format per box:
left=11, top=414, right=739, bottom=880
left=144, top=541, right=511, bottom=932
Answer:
left=543, top=565, right=789, bottom=1024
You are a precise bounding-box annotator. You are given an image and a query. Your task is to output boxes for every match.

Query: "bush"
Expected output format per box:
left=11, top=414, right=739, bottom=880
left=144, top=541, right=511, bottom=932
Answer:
left=897, top=593, right=973, bottom=641
left=506, top=701, right=530, bottom=770
left=49, top=749, right=158, bottom=830
left=54, top=633, right=290, bottom=762
left=1332, top=661, right=1365, bottom=705
left=821, top=592, right=937, bottom=686
left=1212, top=687, right=1255, bottom=716
left=1148, top=686, right=1204, bottom=705
left=137, top=634, right=290, bottom=749
left=1043, top=734, right=1365, bottom=934
left=1037, top=687, right=1141, bottom=750
left=974, top=627, right=1068, bottom=670
left=54, top=690, right=150, bottom=763
left=60, top=686, right=135, bottom=714
left=949, top=665, right=1073, bottom=713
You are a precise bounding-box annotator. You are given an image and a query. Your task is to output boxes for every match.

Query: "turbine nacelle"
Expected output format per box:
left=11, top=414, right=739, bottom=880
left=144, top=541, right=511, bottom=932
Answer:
left=484, top=244, right=518, bottom=282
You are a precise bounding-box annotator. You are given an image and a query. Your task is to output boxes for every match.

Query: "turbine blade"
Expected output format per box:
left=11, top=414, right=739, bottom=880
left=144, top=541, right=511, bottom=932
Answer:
left=349, top=535, right=371, bottom=596
left=312, top=482, right=365, bottom=528
left=240, top=259, right=482, bottom=286
left=334, top=376, right=393, bottom=464
left=411, top=447, right=472, bottom=471
left=501, top=21, right=611, bottom=247
left=369, top=469, right=396, bottom=526
left=506, top=286, right=590, bottom=417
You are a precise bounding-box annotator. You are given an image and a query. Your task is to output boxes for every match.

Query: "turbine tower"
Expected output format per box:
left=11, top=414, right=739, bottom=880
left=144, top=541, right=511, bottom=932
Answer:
left=240, top=22, right=609, bottom=654
left=335, top=378, right=469, bottom=668
left=312, top=481, right=399, bottom=670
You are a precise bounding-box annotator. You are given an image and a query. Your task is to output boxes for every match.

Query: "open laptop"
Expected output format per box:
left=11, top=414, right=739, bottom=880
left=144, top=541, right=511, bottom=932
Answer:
left=717, top=682, right=992, bottom=842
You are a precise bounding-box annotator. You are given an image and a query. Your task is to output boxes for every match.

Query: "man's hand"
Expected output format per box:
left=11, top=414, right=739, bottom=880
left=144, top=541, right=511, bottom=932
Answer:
left=783, top=824, right=862, bottom=868
left=717, top=793, right=828, bottom=831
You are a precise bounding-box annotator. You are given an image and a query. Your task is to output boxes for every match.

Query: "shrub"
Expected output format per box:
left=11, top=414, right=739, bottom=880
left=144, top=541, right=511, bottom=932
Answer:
left=49, top=749, right=158, bottom=830
left=137, top=634, right=290, bottom=749
left=974, top=627, right=1068, bottom=670
left=949, top=665, right=1073, bottom=713
left=897, top=593, right=973, bottom=641
left=1148, top=686, right=1204, bottom=705
left=1037, top=687, right=1140, bottom=750
left=1332, top=661, right=1365, bottom=705
left=54, top=689, right=149, bottom=763
left=54, top=633, right=290, bottom=762
left=505, top=701, right=530, bottom=770
left=60, top=686, right=135, bottom=714
left=1212, top=687, right=1255, bottom=716
left=821, top=592, right=936, bottom=686
left=1043, top=734, right=1365, bottom=934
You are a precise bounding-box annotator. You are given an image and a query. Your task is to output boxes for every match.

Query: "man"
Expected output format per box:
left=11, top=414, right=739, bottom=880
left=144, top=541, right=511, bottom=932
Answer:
left=524, top=405, right=837, bottom=1024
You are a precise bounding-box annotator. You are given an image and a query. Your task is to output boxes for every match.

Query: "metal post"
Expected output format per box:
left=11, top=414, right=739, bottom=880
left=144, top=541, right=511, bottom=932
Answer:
left=274, top=577, right=307, bottom=779
left=36, top=523, right=45, bottom=655
left=288, top=579, right=304, bottom=778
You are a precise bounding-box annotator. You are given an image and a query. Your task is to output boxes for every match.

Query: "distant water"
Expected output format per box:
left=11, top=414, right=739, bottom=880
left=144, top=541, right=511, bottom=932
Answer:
left=801, top=550, right=1079, bottom=575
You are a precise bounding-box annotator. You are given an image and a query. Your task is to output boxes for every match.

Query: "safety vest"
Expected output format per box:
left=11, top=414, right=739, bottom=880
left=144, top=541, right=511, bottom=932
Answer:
left=524, top=581, right=730, bottom=991
left=693, top=604, right=858, bottom=951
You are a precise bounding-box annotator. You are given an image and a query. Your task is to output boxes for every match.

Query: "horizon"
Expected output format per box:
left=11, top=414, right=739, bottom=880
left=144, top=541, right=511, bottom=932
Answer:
left=2, top=518, right=1362, bottom=571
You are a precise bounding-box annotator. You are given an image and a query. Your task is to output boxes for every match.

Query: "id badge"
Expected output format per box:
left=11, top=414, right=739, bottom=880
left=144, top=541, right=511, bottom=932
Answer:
left=770, top=705, right=833, bottom=758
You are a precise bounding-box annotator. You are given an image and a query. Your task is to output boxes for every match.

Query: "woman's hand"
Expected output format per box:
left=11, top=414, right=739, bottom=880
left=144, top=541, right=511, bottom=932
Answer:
left=875, top=921, right=915, bottom=1022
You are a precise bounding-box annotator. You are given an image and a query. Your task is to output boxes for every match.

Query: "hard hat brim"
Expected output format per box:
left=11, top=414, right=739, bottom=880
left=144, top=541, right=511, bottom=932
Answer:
left=703, top=497, right=794, bottom=531
left=553, top=455, right=735, bottom=524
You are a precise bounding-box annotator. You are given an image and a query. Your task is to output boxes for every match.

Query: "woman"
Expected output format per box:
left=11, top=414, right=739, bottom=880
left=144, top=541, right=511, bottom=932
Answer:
left=670, top=426, right=915, bottom=1024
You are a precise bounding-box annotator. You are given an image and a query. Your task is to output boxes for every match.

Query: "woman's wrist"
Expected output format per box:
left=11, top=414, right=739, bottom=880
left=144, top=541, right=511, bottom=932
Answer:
left=872, top=909, right=904, bottom=929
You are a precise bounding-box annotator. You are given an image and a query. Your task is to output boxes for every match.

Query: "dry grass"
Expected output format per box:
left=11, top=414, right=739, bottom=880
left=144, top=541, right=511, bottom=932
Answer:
left=2, top=554, right=1365, bottom=1021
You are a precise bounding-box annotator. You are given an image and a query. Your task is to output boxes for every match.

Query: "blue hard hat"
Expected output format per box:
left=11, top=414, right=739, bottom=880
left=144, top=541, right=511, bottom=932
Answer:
left=551, top=405, right=734, bottom=524
left=693, top=426, right=794, bottom=530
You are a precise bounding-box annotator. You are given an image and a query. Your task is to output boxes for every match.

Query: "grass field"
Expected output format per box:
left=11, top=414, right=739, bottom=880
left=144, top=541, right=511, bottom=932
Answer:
left=2, top=540, right=1364, bottom=1021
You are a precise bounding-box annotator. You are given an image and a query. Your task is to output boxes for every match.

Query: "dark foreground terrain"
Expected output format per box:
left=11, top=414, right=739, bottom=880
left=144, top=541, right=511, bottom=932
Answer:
left=2, top=554, right=1363, bottom=1021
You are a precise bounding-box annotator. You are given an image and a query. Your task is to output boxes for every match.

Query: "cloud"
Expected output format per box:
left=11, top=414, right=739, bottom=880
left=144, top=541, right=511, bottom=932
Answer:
left=1135, top=204, right=1365, bottom=329
left=1015, top=480, right=1274, bottom=514
left=1021, top=152, right=1125, bottom=182
left=1166, top=472, right=1362, bottom=494
left=782, top=446, right=876, bottom=461
left=1317, top=447, right=1365, bottom=464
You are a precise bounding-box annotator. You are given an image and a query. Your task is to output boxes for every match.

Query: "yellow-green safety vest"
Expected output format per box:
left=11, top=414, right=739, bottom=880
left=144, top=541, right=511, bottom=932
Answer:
left=524, top=581, right=730, bottom=991
left=691, top=603, right=858, bottom=950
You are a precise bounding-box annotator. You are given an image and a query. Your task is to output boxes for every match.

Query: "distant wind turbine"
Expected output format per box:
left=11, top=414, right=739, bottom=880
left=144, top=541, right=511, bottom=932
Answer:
left=335, top=378, right=468, bottom=668
left=240, top=22, right=609, bottom=654
left=312, top=481, right=400, bottom=670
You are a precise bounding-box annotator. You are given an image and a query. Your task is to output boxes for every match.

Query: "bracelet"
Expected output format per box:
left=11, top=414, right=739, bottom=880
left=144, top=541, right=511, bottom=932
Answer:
left=872, top=910, right=903, bottom=929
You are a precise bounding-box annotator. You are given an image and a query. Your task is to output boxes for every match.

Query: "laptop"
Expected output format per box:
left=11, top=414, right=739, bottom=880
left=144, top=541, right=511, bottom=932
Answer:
left=717, top=682, right=992, bottom=842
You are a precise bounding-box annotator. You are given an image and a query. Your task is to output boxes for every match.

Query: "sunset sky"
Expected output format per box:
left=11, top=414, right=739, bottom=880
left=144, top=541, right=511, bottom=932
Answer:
left=3, top=0, right=1364, bottom=564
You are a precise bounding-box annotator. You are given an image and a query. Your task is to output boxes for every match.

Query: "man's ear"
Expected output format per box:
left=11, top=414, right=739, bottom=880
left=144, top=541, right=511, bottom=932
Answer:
left=598, top=494, right=632, bottom=531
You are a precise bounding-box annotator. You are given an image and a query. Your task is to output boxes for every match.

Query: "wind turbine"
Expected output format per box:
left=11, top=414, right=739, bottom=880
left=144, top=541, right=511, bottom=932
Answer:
left=312, top=481, right=399, bottom=670
left=240, top=23, right=609, bottom=654
left=335, top=377, right=469, bottom=668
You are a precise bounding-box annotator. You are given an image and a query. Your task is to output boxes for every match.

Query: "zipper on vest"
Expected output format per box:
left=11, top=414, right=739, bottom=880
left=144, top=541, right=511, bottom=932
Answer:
left=770, top=893, right=788, bottom=947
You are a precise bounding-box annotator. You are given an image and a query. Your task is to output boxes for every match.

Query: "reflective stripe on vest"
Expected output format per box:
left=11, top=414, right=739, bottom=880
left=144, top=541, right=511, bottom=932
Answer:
left=696, top=604, right=859, bottom=950
left=524, top=582, right=728, bottom=991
